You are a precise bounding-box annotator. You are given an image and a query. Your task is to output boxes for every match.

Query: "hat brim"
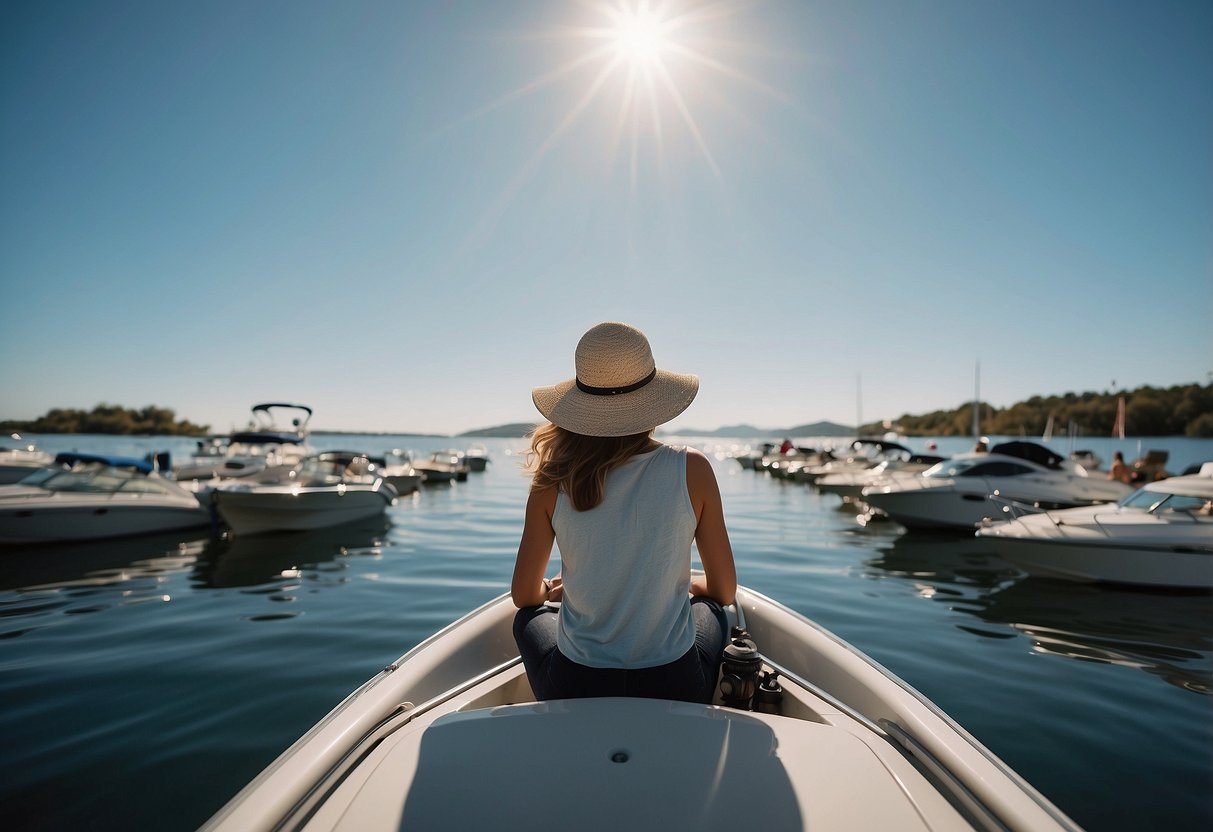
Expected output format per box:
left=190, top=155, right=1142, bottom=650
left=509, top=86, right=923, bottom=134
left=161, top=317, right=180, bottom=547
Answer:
left=532, top=370, right=699, bottom=437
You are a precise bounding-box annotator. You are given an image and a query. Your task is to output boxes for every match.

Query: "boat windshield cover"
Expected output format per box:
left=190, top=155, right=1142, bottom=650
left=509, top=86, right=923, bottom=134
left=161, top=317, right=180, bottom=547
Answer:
left=229, top=431, right=304, bottom=445
left=53, top=452, right=153, bottom=474
left=990, top=441, right=1064, bottom=469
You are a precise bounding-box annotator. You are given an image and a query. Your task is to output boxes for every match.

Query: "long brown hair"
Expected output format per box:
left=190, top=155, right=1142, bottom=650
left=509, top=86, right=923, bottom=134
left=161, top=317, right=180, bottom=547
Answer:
left=526, top=423, right=654, bottom=511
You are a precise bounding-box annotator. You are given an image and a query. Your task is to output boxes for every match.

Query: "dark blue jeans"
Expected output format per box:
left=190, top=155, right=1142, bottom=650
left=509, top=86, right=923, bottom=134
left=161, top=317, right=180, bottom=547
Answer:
left=512, top=597, right=728, bottom=704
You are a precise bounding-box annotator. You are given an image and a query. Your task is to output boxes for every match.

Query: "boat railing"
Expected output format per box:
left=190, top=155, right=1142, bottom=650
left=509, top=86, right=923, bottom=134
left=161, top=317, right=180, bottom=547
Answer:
left=986, top=491, right=1049, bottom=522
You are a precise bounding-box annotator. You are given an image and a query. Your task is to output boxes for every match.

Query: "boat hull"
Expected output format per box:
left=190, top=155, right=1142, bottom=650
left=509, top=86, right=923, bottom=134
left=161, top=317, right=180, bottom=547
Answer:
left=383, top=473, right=422, bottom=495
left=863, top=479, right=1127, bottom=531
left=213, top=483, right=395, bottom=535
left=0, top=492, right=210, bottom=544
left=981, top=534, right=1213, bottom=587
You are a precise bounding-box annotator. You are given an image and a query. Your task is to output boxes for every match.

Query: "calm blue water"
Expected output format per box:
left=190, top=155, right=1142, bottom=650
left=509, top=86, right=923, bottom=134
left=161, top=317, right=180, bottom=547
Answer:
left=1, top=433, right=1210, bottom=831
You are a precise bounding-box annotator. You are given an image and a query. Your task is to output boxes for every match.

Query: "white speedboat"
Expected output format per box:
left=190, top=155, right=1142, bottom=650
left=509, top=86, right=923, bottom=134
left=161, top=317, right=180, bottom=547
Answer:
left=0, top=453, right=210, bottom=544
left=174, top=403, right=314, bottom=482
left=816, top=455, right=945, bottom=501
left=733, top=443, right=775, bottom=470
left=0, top=434, right=54, bottom=484
left=1068, top=450, right=1102, bottom=473
left=976, top=465, right=1213, bottom=588
left=201, top=586, right=1079, bottom=832
left=862, top=442, right=1133, bottom=531
left=412, top=449, right=470, bottom=483
left=211, top=452, right=397, bottom=536
left=463, top=443, right=490, bottom=472
left=320, top=450, right=422, bottom=496
left=789, top=439, right=920, bottom=485
left=378, top=453, right=426, bottom=499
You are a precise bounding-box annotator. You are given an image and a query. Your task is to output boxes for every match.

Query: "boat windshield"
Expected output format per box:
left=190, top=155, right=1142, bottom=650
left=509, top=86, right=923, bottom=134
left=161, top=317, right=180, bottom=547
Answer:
left=924, top=458, right=1034, bottom=479
left=923, top=458, right=982, bottom=478
left=295, top=454, right=379, bottom=486
left=21, top=464, right=177, bottom=495
left=1121, top=489, right=1213, bottom=515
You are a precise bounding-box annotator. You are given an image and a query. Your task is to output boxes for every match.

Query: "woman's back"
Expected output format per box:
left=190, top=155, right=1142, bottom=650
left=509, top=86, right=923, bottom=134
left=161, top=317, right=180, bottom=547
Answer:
left=554, top=445, right=696, bottom=668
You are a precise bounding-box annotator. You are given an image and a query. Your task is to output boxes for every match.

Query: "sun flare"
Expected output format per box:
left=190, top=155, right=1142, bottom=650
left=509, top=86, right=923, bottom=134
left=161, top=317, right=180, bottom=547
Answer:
left=456, top=1, right=783, bottom=249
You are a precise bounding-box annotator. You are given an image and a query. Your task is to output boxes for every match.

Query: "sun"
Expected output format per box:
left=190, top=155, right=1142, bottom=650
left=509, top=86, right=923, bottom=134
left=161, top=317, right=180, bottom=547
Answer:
left=610, top=6, right=670, bottom=66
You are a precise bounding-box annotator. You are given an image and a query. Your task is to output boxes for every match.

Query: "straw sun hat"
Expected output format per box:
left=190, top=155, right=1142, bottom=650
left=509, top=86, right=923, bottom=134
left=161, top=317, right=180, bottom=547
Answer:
left=532, top=322, right=699, bottom=437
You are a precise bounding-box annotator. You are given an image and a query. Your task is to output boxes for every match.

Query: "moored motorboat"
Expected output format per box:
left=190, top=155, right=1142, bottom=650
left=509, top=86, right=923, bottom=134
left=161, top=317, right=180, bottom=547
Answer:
left=789, top=439, right=925, bottom=485
left=173, top=403, right=314, bottom=482
left=862, top=442, right=1133, bottom=531
left=318, top=450, right=423, bottom=496
left=0, top=433, right=54, bottom=484
left=816, top=455, right=945, bottom=501
left=463, top=443, right=490, bottom=472
left=211, top=452, right=397, bottom=536
left=0, top=452, right=210, bottom=544
left=201, top=585, right=1080, bottom=832
left=1067, top=450, right=1102, bottom=473
left=412, top=449, right=470, bottom=483
left=378, top=452, right=424, bottom=495
left=732, top=442, right=775, bottom=470
left=976, top=465, right=1213, bottom=587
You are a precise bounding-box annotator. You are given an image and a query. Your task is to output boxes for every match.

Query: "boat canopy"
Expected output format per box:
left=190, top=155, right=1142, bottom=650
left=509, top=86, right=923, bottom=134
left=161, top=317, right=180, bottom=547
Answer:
left=851, top=439, right=911, bottom=454
left=317, top=451, right=386, bottom=466
left=53, top=452, right=153, bottom=474
left=229, top=431, right=305, bottom=445
left=991, top=441, right=1064, bottom=469
left=252, top=402, right=313, bottom=417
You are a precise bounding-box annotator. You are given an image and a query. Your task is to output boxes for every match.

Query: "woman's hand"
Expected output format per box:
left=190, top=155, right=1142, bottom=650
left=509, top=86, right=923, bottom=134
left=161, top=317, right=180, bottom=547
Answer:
left=545, top=575, right=564, bottom=603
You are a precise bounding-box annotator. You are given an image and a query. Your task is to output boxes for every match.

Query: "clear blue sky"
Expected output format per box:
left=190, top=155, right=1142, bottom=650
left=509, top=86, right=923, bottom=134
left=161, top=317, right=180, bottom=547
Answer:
left=2, top=1, right=1210, bottom=435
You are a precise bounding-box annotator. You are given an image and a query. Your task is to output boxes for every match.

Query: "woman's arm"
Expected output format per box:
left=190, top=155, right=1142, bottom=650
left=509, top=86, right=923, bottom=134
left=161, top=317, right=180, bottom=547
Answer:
left=686, top=449, right=737, bottom=605
left=511, top=486, right=559, bottom=608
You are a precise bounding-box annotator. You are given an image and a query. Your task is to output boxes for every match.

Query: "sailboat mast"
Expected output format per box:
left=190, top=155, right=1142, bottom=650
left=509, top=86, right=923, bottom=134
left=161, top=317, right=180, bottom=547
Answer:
left=856, top=373, right=862, bottom=437
left=972, top=361, right=981, bottom=439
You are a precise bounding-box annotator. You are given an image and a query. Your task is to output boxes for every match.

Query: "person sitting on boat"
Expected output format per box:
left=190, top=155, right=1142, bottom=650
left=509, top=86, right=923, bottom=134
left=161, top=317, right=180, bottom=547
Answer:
left=511, top=321, right=737, bottom=704
left=1108, top=451, right=1132, bottom=484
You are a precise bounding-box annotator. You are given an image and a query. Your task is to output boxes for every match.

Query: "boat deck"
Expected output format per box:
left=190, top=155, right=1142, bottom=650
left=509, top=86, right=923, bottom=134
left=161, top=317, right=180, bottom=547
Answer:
left=294, top=664, right=973, bottom=831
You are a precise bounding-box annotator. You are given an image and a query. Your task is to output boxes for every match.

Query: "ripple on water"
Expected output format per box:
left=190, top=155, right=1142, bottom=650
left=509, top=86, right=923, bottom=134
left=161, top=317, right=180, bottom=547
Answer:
left=243, top=612, right=303, bottom=622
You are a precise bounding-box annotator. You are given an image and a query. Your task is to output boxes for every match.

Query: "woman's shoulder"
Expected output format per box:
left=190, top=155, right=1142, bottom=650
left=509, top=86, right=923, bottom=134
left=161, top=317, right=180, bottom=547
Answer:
left=683, top=447, right=714, bottom=478
left=655, top=443, right=705, bottom=457
left=528, top=485, right=559, bottom=511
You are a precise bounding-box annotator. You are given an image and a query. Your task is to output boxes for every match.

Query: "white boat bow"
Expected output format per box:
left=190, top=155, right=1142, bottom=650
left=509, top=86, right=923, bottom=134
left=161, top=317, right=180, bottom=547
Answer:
left=201, top=586, right=1080, bottom=832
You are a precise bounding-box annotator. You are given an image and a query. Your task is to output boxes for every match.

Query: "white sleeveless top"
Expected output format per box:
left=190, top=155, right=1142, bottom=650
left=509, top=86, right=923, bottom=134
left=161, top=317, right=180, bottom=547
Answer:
left=554, top=444, right=697, bottom=668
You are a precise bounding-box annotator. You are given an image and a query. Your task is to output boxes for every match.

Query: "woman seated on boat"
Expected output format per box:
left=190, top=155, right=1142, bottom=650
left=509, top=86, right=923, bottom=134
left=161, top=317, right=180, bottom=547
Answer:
left=1108, top=451, right=1132, bottom=484
left=512, top=322, right=737, bottom=704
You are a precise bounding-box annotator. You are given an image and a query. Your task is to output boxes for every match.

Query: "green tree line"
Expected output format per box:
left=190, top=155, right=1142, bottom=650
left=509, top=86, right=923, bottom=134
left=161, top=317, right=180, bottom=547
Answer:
left=859, top=383, right=1213, bottom=438
left=0, top=404, right=210, bottom=436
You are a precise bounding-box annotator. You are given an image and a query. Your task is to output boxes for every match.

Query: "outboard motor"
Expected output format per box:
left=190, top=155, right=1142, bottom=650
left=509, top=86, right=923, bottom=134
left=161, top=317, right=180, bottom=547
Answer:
left=719, top=627, right=762, bottom=710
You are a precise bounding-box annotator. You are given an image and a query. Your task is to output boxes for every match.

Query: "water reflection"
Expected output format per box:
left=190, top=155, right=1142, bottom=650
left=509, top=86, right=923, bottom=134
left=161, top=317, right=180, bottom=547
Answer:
left=192, top=517, right=391, bottom=589
left=971, top=580, right=1213, bottom=694
left=862, top=532, right=1019, bottom=590
left=860, top=530, right=1213, bottom=694
left=0, top=530, right=210, bottom=592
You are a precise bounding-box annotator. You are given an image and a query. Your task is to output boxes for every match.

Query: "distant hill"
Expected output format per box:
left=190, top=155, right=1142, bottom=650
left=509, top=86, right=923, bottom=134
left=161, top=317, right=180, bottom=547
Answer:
left=785, top=421, right=856, bottom=437
left=458, top=422, right=539, bottom=438
left=454, top=421, right=856, bottom=439
left=661, top=421, right=854, bottom=438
